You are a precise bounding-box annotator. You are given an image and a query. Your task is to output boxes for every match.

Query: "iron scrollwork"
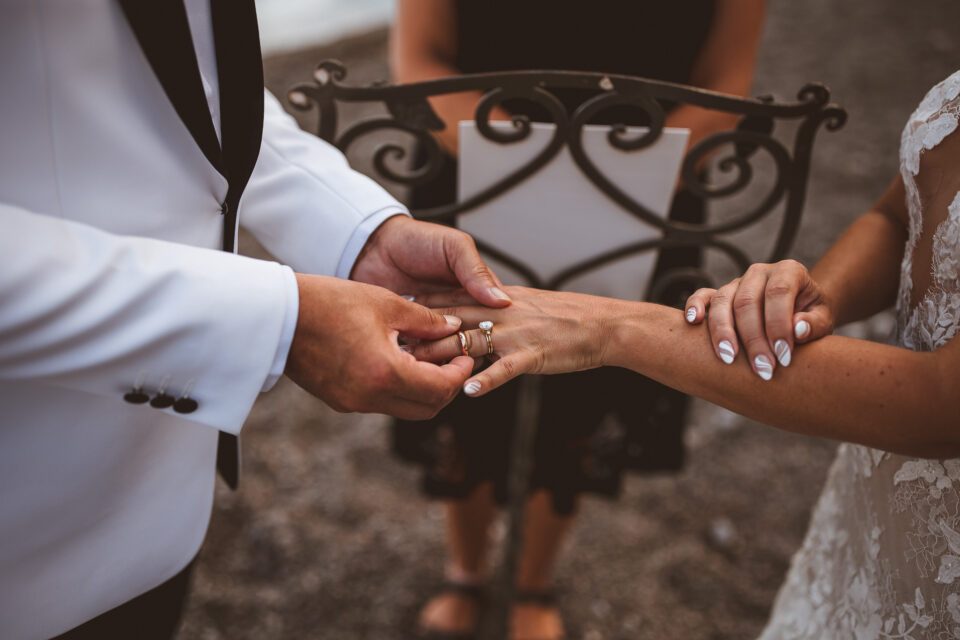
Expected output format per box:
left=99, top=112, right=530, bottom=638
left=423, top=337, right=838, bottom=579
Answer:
left=289, top=62, right=846, bottom=640
left=289, top=59, right=846, bottom=298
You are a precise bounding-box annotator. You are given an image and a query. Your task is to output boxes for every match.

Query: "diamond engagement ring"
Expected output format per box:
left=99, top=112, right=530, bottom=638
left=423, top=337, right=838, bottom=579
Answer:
left=479, top=320, right=495, bottom=355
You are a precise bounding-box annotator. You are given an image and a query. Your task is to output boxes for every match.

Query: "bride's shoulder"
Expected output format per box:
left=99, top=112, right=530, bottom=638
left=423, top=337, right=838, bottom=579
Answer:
left=910, top=69, right=960, bottom=124
left=901, top=70, right=960, bottom=176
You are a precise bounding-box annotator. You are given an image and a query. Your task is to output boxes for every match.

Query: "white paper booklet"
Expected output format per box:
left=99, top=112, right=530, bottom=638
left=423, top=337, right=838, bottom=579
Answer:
left=458, top=121, right=689, bottom=301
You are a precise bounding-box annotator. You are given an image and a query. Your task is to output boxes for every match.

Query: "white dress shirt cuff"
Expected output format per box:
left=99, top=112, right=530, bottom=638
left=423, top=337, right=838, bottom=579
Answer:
left=334, top=206, right=410, bottom=279
left=262, top=264, right=300, bottom=392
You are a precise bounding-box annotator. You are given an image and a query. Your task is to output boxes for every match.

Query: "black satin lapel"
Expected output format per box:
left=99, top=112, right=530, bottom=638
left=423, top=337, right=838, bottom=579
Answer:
left=211, top=0, right=264, bottom=231
left=118, top=0, right=223, bottom=173
left=208, top=0, right=265, bottom=482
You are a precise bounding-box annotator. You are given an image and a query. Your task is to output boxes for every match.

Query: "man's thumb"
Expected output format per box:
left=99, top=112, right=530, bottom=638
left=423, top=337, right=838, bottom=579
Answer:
left=395, top=301, right=462, bottom=340
left=449, top=239, right=512, bottom=308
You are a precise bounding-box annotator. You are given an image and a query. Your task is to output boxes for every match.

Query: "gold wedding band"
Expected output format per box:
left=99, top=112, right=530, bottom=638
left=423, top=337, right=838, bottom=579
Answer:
left=479, top=320, right=495, bottom=356
left=457, top=331, right=471, bottom=357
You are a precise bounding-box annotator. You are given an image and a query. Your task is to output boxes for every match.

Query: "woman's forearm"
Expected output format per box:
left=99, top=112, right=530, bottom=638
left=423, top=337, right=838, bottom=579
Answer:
left=812, top=211, right=906, bottom=326
left=604, top=301, right=958, bottom=458
left=391, top=0, right=509, bottom=156
left=393, top=57, right=505, bottom=155
left=666, top=104, right=740, bottom=158
left=811, top=177, right=909, bottom=325
left=669, top=0, right=763, bottom=151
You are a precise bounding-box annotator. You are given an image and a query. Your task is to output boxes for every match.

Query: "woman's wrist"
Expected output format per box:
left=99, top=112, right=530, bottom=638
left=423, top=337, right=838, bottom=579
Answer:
left=810, top=272, right=848, bottom=328
left=599, top=300, right=658, bottom=370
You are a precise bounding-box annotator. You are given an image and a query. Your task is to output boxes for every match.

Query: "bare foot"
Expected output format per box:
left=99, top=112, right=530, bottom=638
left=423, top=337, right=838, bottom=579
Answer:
left=419, top=591, right=481, bottom=637
left=510, top=603, right=564, bottom=640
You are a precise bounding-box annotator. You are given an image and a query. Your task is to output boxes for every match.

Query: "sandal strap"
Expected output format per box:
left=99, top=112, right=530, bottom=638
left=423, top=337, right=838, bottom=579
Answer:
left=438, top=580, right=486, bottom=602
left=419, top=631, right=476, bottom=640
left=513, top=588, right=558, bottom=607
left=418, top=582, right=485, bottom=640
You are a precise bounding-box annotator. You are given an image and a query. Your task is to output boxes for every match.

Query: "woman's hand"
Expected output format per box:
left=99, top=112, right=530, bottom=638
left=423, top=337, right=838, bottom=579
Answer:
left=411, top=287, right=628, bottom=397
left=683, top=260, right=835, bottom=380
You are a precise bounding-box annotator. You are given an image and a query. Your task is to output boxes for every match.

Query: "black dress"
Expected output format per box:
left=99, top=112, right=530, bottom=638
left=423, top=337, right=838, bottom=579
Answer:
left=392, top=0, right=716, bottom=515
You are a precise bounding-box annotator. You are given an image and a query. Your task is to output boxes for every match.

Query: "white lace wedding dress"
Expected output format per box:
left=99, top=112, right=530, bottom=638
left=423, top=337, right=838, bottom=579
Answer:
left=760, top=71, right=960, bottom=639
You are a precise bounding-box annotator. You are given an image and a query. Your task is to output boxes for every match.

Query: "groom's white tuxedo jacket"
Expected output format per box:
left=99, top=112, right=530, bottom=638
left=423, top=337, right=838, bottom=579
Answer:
left=0, top=1, right=406, bottom=637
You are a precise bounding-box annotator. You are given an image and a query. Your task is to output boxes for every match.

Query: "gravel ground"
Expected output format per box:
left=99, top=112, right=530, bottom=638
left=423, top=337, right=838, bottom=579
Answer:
left=178, top=2, right=960, bottom=638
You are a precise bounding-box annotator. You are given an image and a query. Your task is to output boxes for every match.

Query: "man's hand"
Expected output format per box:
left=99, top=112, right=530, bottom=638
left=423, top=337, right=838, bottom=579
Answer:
left=350, top=215, right=512, bottom=308
left=285, top=274, right=475, bottom=420
left=683, top=260, right=835, bottom=380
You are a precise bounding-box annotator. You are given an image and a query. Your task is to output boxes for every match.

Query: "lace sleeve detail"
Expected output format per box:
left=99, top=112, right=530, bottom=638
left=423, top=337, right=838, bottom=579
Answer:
left=898, top=70, right=960, bottom=351
left=901, top=72, right=960, bottom=177
left=763, top=69, right=960, bottom=640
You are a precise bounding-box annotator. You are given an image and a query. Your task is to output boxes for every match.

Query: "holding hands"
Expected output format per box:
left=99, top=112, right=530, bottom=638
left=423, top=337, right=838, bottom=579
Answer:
left=287, top=212, right=836, bottom=414
left=411, top=287, right=629, bottom=396
left=407, top=259, right=837, bottom=398
left=285, top=216, right=511, bottom=418
left=285, top=274, right=474, bottom=419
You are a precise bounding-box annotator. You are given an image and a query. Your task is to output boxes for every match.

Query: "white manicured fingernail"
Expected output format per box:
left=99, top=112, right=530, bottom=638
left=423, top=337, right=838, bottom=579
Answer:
left=445, top=315, right=461, bottom=327
left=685, top=307, right=697, bottom=323
left=774, top=339, right=792, bottom=367
left=717, top=340, right=736, bottom=365
left=402, top=294, right=416, bottom=302
left=399, top=344, right=413, bottom=354
left=464, top=381, right=481, bottom=396
left=754, top=355, right=774, bottom=381
left=490, top=287, right=511, bottom=302
left=795, top=320, right=810, bottom=339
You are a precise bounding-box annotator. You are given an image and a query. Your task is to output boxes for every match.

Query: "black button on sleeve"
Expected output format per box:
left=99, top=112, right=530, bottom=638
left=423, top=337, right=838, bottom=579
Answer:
left=123, top=389, right=149, bottom=404
left=173, top=397, right=199, bottom=414
left=150, top=393, right=175, bottom=409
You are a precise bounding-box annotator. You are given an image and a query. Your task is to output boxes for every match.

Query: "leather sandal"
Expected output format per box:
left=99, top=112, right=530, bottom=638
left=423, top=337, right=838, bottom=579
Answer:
left=418, top=581, right=486, bottom=640
left=511, top=589, right=566, bottom=640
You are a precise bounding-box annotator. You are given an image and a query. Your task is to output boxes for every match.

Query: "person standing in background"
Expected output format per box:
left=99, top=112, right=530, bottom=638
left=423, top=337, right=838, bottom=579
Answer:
left=390, top=2, right=765, bottom=638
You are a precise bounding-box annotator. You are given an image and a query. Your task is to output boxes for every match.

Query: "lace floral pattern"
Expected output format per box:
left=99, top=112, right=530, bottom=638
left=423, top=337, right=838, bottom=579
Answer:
left=761, top=70, right=960, bottom=639
left=898, top=70, right=960, bottom=352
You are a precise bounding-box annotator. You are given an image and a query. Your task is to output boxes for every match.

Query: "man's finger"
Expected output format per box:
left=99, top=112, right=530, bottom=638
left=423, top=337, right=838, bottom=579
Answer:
left=393, top=354, right=475, bottom=406
left=427, top=305, right=506, bottom=329
left=413, top=289, right=479, bottom=309
left=393, top=299, right=462, bottom=340
left=461, top=351, right=538, bottom=397
left=376, top=397, right=449, bottom=421
left=444, top=232, right=512, bottom=308
left=411, top=329, right=489, bottom=363
left=705, top=280, right=740, bottom=365
left=684, top=288, right=717, bottom=325
left=732, top=268, right=777, bottom=381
